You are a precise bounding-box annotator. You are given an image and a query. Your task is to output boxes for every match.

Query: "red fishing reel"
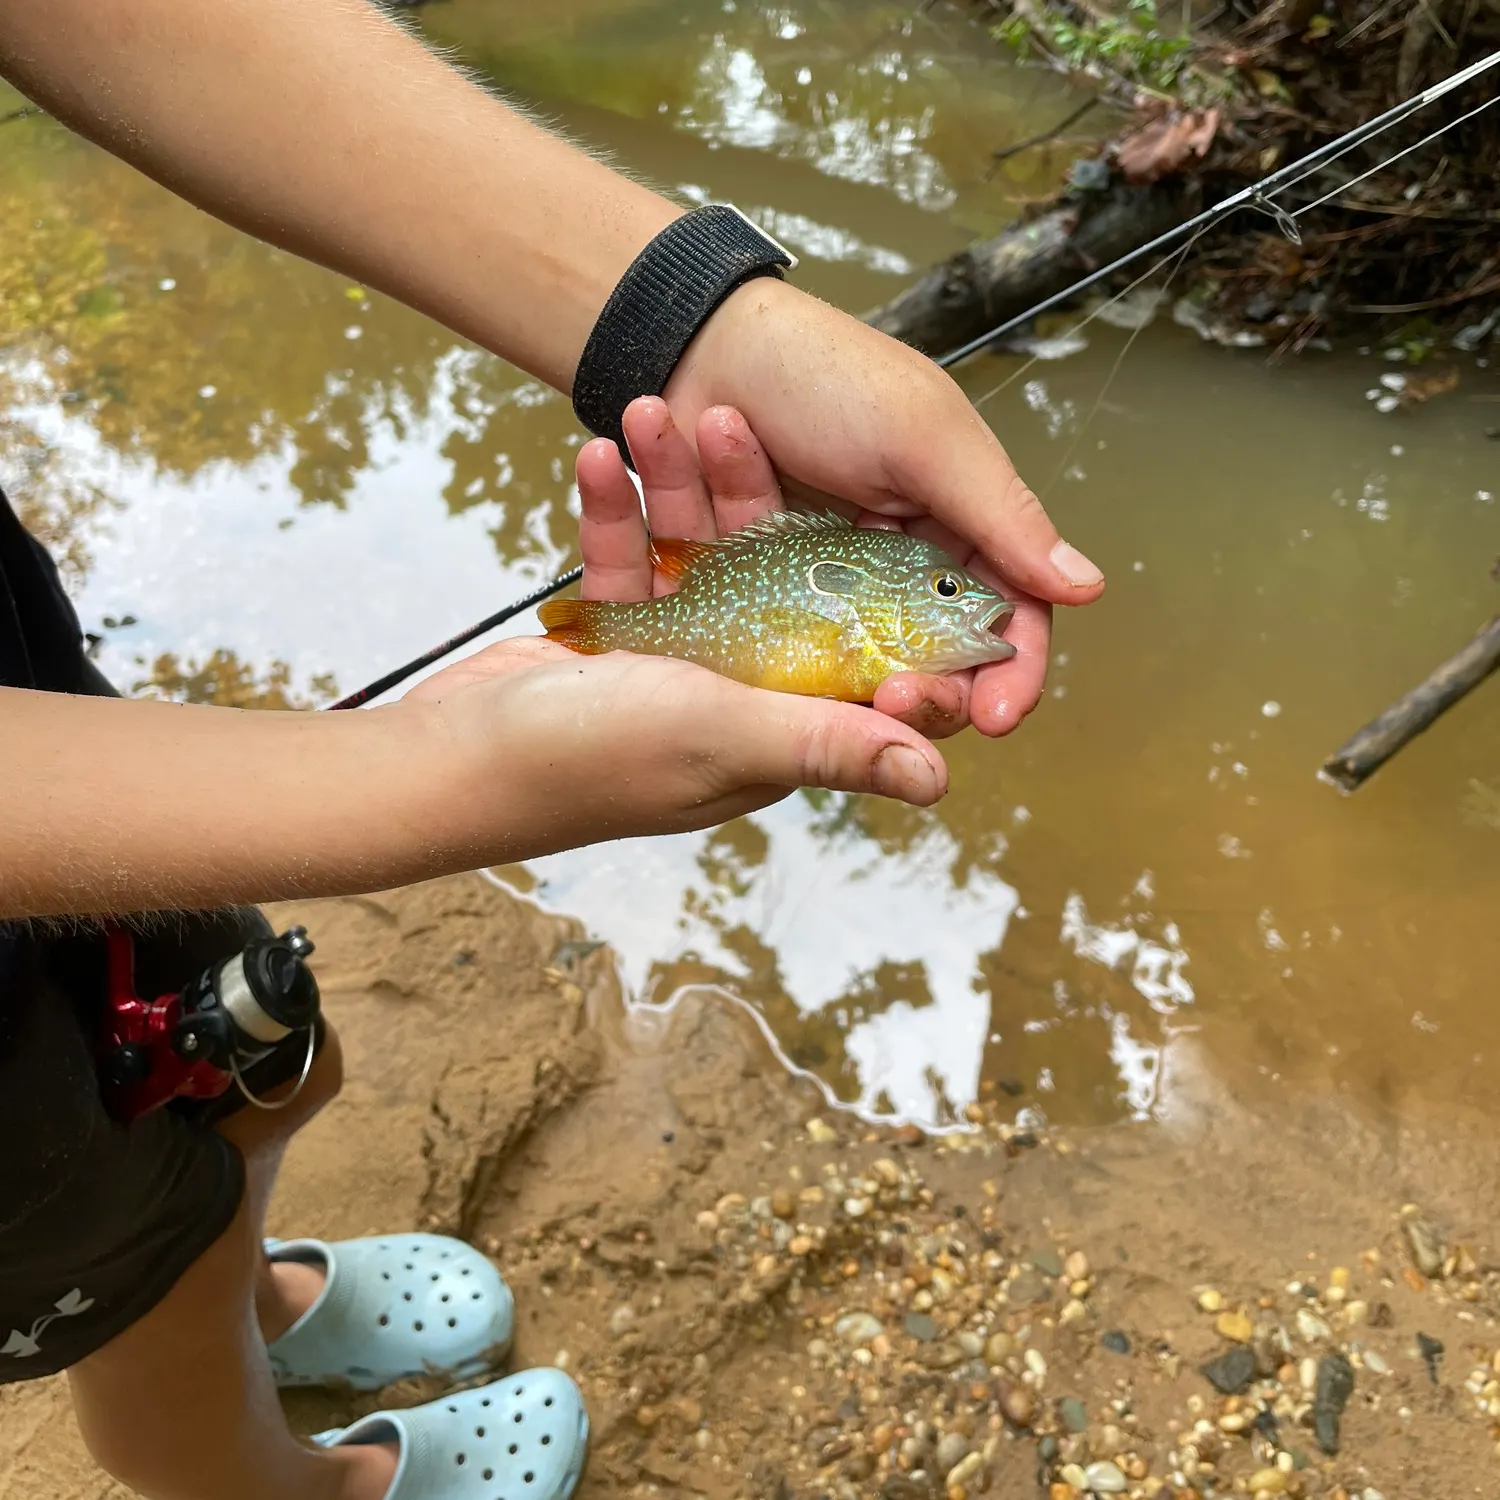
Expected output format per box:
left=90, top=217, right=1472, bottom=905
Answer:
left=98, top=923, right=321, bottom=1123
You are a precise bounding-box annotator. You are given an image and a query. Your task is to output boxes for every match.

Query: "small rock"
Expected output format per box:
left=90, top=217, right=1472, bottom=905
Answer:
left=985, top=1331, right=1016, bottom=1365
left=1029, top=1248, right=1065, bottom=1278
left=1024, top=1348, right=1047, bottom=1379
left=1065, top=1250, right=1091, bottom=1281
left=1249, top=1469, right=1287, bottom=1494
left=947, top=1451, right=985, bottom=1489
left=789, top=1235, right=814, bottom=1256
left=836, top=1313, right=885, bottom=1348
left=807, top=1338, right=831, bottom=1360
left=1008, top=1270, right=1053, bottom=1304
left=715, top=1192, right=748, bottom=1222
left=1216, top=1309, right=1255, bottom=1343
left=609, top=1305, right=636, bottom=1337
left=1060, top=1463, right=1088, bottom=1489
left=1344, top=1299, right=1368, bottom=1326
left=905, top=1312, right=940, bottom=1342
left=1296, top=1307, right=1332, bottom=1342
left=1058, top=1396, right=1089, bottom=1432
left=844, top=1196, right=873, bottom=1218
left=695, top=1210, right=719, bottom=1234
left=1059, top=1298, right=1088, bottom=1326
left=1100, top=1330, right=1131, bottom=1355
left=935, top=1432, right=971, bottom=1471
left=798, top=1185, right=825, bottom=1205
left=1083, top=1460, right=1128, bottom=1493
left=816, top=1435, right=853, bottom=1466
left=1312, top=1351, right=1355, bottom=1454
left=1363, top=1349, right=1390, bottom=1375
left=1417, top=1331, right=1444, bottom=1383
left=1201, top=1344, right=1258, bottom=1395
left=998, top=1381, right=1037, bottom=1428
left=871, top=1158, right=902, bottom=1187
left=1197, top=1287, right=1224, bottom=1312
left=1400, top=1204, right=1446, bottom=1278
left=770, top=1190, right=796, bottom=1220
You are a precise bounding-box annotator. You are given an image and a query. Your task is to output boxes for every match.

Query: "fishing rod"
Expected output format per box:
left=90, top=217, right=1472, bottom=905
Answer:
left=330, top=46, right=1500, bottom=711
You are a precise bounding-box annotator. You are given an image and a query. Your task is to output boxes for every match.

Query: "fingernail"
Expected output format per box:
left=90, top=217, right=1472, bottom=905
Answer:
left=873, top=744, right=940, bottom=804
left=1050, top=540, right=1103, bottom=587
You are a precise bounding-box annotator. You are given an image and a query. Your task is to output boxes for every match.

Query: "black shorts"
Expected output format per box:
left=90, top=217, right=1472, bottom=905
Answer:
left=0, top=500, right=323, bottom=1381
left=0, top=909, right=323, bottom=1384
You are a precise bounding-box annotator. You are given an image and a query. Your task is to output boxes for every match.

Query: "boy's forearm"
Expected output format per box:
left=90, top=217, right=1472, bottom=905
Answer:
left=0, top=689, right=476, bottom=920
left=0, top=0, right=679, bottom=392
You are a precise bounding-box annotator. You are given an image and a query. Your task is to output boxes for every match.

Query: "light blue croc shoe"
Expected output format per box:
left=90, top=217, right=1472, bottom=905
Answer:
left=311, top=1368, right=589, bottom=1500
left=265, top=1233, right=514, bottom=1391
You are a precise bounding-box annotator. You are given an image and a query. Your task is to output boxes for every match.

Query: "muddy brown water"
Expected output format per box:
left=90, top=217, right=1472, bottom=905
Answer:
left=2, top=0, right=1497, bottom=1137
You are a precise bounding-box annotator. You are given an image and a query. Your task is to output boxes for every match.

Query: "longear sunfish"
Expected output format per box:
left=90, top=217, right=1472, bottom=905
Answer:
left=537, top=510, right=1017, bottom=701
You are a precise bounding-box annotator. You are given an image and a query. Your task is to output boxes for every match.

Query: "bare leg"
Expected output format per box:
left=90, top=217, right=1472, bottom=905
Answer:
left=67, top=1026, right=399, bottom=1500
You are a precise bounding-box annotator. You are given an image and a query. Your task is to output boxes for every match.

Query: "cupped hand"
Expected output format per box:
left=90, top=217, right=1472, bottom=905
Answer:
left=573, top=394, right=1023, bottom=741
left=399, top=630, right=949, bottom=863
left=659, top=277, right=1107, bottom=736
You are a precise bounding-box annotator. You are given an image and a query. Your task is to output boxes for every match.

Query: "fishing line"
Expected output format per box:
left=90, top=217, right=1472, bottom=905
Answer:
left=330, top=48, right=1500, bottom=709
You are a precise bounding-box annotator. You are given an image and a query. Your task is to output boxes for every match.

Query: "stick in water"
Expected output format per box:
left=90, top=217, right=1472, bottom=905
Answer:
left=1319, top=615, right=1500, bottom=793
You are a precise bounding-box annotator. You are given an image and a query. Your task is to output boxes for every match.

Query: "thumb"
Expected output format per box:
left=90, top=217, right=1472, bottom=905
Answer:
left=891, top=379, right=1106, bottom=607
left=720, top=691, right=949, bottom=807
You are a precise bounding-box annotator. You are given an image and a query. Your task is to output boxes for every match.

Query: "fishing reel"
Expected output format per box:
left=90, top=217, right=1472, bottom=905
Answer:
left=98, top=923, right=321, bottom=1124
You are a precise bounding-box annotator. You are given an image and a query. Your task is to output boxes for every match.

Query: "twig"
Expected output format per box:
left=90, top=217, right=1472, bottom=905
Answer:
left=1319, top=615, right=1500, bottom=792
left=988, top=95, right=1102, bottom=170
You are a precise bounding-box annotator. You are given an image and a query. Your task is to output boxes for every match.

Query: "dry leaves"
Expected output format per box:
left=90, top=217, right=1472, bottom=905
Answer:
left=1115, top=107, right=1220, bottom=185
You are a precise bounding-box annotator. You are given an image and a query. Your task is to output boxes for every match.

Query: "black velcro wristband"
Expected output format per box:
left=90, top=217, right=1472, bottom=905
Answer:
left=571, top=203, right=796, bottom=460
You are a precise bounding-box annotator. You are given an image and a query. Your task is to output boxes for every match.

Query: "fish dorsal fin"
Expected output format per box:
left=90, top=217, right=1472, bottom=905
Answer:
left=649, top=536, right=716, bottom=582
left=716, top=509, right=854, bottom=550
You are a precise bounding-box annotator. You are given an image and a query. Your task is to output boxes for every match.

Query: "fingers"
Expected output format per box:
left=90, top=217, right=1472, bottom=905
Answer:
left=695, top=405, right=783, bottom=534
left=872, top=671, right=971, bottom=741
left=621, top=396, right=717, bottom=543
left=576, top=438, right=653, bottom=601
left=718, top=687, right=949, bottom=807
left=968, top=594, right=1052, bottom=736
left=883, top=370, right=1106, bottom=608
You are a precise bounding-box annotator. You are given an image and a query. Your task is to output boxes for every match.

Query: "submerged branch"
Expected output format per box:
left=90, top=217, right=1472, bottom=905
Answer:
left=1319, top=615, right=1500, bottom=793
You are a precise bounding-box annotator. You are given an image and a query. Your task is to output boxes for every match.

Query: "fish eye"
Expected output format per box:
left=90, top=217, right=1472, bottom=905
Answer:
left=929, top=571, right=963, bottom=600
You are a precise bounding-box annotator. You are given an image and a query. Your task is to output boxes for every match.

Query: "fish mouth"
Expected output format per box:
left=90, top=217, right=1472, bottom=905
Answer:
left=978, top=598, right=1016, bottom=637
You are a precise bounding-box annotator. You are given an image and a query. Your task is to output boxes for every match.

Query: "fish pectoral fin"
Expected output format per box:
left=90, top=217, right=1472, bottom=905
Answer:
left=538, top=597, right=611, bottom=654
left=649, top=535, right=717, bottom=583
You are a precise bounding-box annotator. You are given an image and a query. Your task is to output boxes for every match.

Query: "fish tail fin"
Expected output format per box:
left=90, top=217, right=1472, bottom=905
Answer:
left=538, top=597, right=614, bottom=654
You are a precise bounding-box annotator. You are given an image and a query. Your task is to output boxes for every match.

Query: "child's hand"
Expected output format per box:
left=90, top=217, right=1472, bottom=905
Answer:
left=572, top=396, right=1022, bottom=741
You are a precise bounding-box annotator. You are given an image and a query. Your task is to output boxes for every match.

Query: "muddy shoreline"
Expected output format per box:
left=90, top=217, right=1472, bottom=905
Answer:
left=4, top=874, right=1496, bottom=1499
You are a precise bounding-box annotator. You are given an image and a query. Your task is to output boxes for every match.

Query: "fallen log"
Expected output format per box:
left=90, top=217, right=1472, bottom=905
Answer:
left=864, top=178, right=1192, bottom=357
left=1319, top=615, right=1500, bottom=793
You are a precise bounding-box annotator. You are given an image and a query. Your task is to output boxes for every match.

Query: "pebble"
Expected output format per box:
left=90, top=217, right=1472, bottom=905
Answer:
left=835, top=1312, right=885, bottom=1348
left=1197, top=1288, right=1225, bottom=1313
left=1052, top=1395, right=1085, bottom=1432
left=1249, top=1469, right=1287, bottom=1494
left=1216, top=1309, right=1255, bottom=1343
left=1059, top=1298, right=1088, bottom=1326
left=1008, top=1270, right=1052, bottom=1304
left=905, top=1312, right=940, bottom=1342
left=871, top=1158, right=902, bottom=1187
left=609, top=1305, right=636, bottom=1337
left=999, top=1381, right=1038, bottom=1428
left=805, top=1117, right=838, bottom=1144
left=1060, top=1464, right=1088, bottom=1489
left=1296, top=1307, right=1332, bottom=1342
left=1065, top=1250, right=1091, bottom=1281
left=1400, top=1204, right=1446, bottom=1278
left=1363, top=1349, right=1390, bottom=1375
left=844, top=1196, right=873, bottom=1218
left=985, top=1331, right=1016, bottom=1365
left=695, top=1210, right=719, bottom=1234
left=1201, top=1345, right=1258, bottom=1395
left=1313, top=1351, right=1356, bottom=1454
left=935, top=1432, right=971, bottom=1471
left=948, top=1451, right=985, bottom=1489
left=1030, top=1248, right=1065, bottom=1277
left=1025, top=1348, right=1048, bottom=1379
left=1083, top=1459, right=1128, bottom=1493
left=789, top=1235, right=814, bottom=1256
left=1101, top=1330, right=1131, bottom=1355
left=770, top=1190, right=796, bottom=1220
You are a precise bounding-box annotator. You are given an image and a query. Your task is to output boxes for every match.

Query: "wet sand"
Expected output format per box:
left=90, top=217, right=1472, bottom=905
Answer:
left=4, top=874, right=1497, bottom=1500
